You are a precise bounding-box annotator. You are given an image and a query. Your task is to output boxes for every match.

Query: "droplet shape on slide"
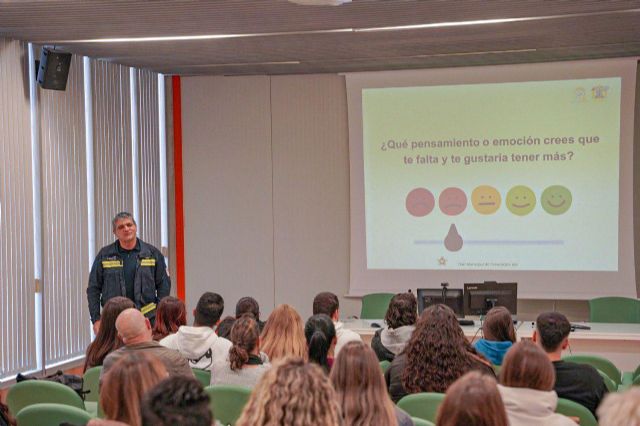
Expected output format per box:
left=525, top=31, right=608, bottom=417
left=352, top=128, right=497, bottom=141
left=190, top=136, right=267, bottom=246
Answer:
left=444, top=224, right=463, bottom=252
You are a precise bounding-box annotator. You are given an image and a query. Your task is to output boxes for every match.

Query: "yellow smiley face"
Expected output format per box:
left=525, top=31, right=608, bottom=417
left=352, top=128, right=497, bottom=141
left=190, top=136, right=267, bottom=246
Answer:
left=471, top=185, right=501, bottom=215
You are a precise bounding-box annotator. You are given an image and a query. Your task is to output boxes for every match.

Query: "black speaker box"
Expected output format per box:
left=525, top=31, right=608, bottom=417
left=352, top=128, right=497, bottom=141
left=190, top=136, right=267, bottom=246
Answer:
left=37, top=48, right=72, bottom=91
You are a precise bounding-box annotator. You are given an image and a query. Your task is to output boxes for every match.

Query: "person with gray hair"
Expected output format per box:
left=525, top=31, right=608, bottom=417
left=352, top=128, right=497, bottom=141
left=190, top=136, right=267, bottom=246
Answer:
left=88, top=211, right=170, bottom=334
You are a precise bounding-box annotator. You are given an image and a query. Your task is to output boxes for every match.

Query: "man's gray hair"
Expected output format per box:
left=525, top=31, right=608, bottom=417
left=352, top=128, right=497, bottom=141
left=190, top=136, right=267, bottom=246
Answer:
left=112, top=212, right=136, bottom=231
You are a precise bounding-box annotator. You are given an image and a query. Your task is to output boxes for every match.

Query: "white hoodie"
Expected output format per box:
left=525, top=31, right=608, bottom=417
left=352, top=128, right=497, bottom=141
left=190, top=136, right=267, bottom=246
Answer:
left=333, top=321, right=362, bottom=356
left=160, top=326, right=232, bottom=371
left=498, top=384, right=577, bottom=426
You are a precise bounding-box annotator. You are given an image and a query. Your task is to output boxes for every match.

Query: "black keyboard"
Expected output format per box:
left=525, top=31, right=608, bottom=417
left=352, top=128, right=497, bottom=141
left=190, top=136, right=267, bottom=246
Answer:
left=458, top=319, right=475, bottom=326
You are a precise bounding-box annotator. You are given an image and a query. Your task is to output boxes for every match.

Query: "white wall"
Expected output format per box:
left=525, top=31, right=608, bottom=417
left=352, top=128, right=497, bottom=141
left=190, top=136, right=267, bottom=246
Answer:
left=180, top=73, right=596, bottom=321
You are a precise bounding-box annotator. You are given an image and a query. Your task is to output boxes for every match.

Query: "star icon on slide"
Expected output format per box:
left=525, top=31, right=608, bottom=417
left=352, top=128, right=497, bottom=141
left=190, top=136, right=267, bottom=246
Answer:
left=437, top=256, right=447, bottom=266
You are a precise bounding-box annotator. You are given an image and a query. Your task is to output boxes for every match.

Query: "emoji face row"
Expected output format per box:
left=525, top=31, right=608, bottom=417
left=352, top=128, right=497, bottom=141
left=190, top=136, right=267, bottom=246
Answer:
left=406, top=185, right=572, bottom=217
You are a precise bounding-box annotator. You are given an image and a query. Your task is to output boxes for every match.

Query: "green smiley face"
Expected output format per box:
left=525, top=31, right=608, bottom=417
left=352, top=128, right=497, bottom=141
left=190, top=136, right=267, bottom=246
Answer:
left=506, top=185, right=536, bottom=216
left=541, top=185, right=572, bottom=215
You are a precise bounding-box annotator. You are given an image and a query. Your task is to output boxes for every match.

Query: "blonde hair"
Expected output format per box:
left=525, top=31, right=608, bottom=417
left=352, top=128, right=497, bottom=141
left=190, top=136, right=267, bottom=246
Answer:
left=236, top=357, right=341, bottom=426
left=100, top=352, right=168, bottom=426
left=597, top=387, right=640, bottom=426
left=330, top=341, right=397, bottom=426
left=260, top=304, right=308, bottom=362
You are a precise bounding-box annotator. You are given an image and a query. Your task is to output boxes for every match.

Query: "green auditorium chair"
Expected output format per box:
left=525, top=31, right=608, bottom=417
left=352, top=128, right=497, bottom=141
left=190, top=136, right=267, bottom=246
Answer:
left=193, top=368, right=212, bottom=387
left=205, top=384, right=252, bottom=426
left=621, top=363, right=640, bottom=390
left=379, top=360, right=391, bottom=374
left=397, top=392, right=445, bottom=423
left=411, top=417, right=436, bottom=426
left=556, top=398, right=597, bottom=426
left=6, top=380, right=86, bottom=419
left=562, top=354, right=622, bottom=386
left=14, top=403, right=93, bottom=426
left=360, top=293, right=394, bottom=320
left=588, top=297, right=640, bottom=323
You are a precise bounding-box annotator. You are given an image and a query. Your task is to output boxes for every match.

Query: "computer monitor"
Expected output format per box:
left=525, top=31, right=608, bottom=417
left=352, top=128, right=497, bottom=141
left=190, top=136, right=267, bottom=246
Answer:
left=463, top=282, right=518, bottom=316
left=416, top=288, right=465, bottom=318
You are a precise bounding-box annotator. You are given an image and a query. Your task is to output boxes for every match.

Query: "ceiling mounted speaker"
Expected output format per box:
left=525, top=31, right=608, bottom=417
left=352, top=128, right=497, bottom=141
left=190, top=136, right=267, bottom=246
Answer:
left=37, top=47, right=72, bottom=91
left=288, top=0, right=351, bottom=5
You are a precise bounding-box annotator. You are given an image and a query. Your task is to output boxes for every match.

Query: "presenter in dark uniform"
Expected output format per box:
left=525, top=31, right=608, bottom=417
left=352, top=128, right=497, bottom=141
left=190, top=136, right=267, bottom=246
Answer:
left=87, top=212, right=170, bottom=334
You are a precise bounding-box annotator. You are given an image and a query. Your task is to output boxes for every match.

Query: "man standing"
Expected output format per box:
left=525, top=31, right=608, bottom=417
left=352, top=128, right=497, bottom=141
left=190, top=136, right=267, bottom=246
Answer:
left=88, top=212, right=170, bottom=334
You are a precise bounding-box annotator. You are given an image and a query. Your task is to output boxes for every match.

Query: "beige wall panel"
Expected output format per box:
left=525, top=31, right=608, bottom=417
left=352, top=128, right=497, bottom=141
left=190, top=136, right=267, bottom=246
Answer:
left=181, top=76, right=274, bottom=318
left=0, top=39, right=36, bottom=379
left=271, top=75, right=350, bottom=319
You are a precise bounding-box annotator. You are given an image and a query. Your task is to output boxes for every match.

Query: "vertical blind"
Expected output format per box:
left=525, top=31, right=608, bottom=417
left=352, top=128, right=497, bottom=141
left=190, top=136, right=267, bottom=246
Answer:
left=0, top=40, right=167, bottom=380
left=39, top=54, right=90, bottom=366
left=0, top=39, right=37, bottom=379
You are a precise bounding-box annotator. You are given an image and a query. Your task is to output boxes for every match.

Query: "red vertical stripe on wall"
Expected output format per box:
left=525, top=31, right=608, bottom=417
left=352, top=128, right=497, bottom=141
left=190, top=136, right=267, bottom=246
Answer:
left=172, top=76, right=186, bottom=301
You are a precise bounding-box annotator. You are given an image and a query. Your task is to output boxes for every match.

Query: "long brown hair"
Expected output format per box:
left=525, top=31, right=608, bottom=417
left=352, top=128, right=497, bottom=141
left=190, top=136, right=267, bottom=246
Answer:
left=229, top=315, right=261, bottom=371
left=152, top=296, right=186, bottom=341
left=236, top=357, right=341, bottom=426
left=499, top=340, right=555, bottom=391
left=100, top=352, right=168, bottom=426
left=402, top=304, right=480, bottom=393
left=482, top=307, right=516, bottom=343
left=260, top=304, right=308, bottom=362
left=436, top=371, right=508, bottom=426
left=330, top=341, right=397, bottom=426
left=84, top=297, right=135, bottom=371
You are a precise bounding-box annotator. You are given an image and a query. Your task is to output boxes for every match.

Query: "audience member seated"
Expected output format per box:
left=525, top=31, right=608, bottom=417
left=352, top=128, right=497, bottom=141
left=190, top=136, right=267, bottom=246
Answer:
left=473, top=306, right=516, bottom=366
left=331, top=341, right=413, bottom=426
left=101, top=308, right=193, bottom=380
left=160, top=292, right=231, bottom=372
left=533, top=311, right=607, bottom=417
left=498, top=341, right=575, bottom=426
left=152, top=296, right=187, bottom=341
left=305, top=314, right=337, bottom=373
left=215, top=316, right=236, bottom=340
left=236, top=296, right=265, bottom=332
left=385, top=304, right=494, bottom=403
left=436, top=371, right=508, bottom=426
left=211, top=315, right=271, bottom=388
left=141, top=375, right=213, bottom=426
left=371, top=292, right=417, bottom=362
left=260, top=304, right=308, bottom=362
left=312, top=292, right=361, bottom=356
left=93, top=352, right=168, bottom=426
left=597, top=387, right=640, bottom=426
left=84, top=296, right=135, bottom=371
left=236, top=357, right=341, bottom=426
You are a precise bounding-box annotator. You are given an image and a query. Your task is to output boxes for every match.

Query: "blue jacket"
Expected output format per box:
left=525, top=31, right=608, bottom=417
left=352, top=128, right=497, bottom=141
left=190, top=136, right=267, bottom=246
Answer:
left=474, top=339, right=513, bottom=366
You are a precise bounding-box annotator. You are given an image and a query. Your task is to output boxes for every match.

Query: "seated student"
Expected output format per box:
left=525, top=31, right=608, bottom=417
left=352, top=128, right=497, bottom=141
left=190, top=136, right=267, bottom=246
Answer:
left=84, top=296, right=135, bottom=371
left=597, top=387, right=640, bottom=426
left=102, top=308, right=193, bottom=380
left=498, top=341, right=575, bottom=426
left=385, top=304, right=494, bottom=403
left=97, top=352, right=168, bottom=426
left=305, top=314, right=337, bottom=373
left=141, top=376, right=214, bottom=426
left=533, top=311, right=607, bottom=417
left=215, top=315, right=236, bottom=340
left=236, top=296, right=265, bottom=332
left=312, top=292, right=361, bottom=356
left=152, top=296, right=187, bottom=341
left=236, top=357, right=341, bottom=426
left=371, top=292, right=417, bottom=362
left=211, top=315, right=271, bottom=388
left=331, top=341, right=413, bottom=426
left=160, top=292, right=232, bottom=372
left=436, top=371, right=508, bottom=426
left=473, top=306, right=516, bottom=366
left=260, top=304, right=308, bottom=362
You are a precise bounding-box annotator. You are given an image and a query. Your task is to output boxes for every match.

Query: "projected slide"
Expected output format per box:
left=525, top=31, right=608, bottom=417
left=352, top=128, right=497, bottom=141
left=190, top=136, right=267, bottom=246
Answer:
left=363, top=78, right=620, bottom=271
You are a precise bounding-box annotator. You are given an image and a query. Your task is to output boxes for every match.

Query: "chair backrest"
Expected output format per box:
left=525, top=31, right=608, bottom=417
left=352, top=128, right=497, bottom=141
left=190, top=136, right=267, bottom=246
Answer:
left=597, top=369, right=618, bottom=392
left=562, top=354, right=622, bottom=385
left=205, top=384, right=252, bottom=426
left=379, top=360, right=391, bottom=374
left=360, top=293, right=395, bottom=320
left=6, top=380, right=85, bottom=418
left=192, top=368, right=212, bottom=387
left=411, top=417, right=435, bottom=426
left=82, top=366, right=102, bottom=403
left=589, top=297, right=640, bottom=323
left=397, top=392, right=445, bottom=423
left=14, top=402, right=93, bottom=426
left=555, top=398, right=598, bottom=426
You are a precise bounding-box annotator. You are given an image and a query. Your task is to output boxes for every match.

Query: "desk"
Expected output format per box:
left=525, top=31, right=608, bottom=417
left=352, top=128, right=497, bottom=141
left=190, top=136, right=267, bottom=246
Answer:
left=343, top=319, right=640, bottom=371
